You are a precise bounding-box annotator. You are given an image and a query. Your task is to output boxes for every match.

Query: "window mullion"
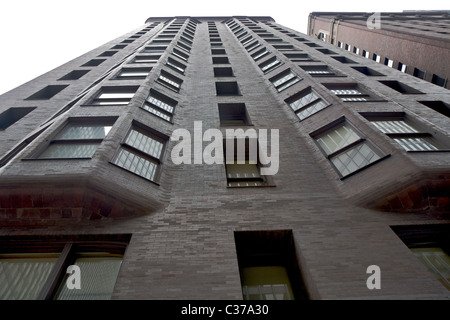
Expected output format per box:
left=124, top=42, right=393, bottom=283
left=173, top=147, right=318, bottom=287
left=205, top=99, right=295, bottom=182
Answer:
left=37, top=242, right=75, bottom=300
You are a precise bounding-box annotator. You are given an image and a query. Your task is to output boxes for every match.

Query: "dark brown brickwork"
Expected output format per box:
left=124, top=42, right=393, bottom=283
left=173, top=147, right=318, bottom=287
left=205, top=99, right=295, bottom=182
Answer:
left=0, top=16, right=449, bottom=300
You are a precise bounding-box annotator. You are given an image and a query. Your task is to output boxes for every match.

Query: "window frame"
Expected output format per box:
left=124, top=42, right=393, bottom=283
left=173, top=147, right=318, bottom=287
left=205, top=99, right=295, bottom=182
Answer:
left=311, top=118, right=387, bottom=178
left=111, top=122, right=168, bottom=183
left=0, top=234, right=130, bottom=300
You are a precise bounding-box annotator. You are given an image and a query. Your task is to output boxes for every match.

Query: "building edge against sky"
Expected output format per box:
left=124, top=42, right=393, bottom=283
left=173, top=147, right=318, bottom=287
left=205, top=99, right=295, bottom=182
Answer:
left=0, top=15, right=449, bottom=300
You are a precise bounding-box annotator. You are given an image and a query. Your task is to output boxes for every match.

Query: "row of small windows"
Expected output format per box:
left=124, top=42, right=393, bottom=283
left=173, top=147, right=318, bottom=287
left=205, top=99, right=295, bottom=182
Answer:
left=337, top=41, right=447, bottom=87
left=2, top=224, right=448, bottom=300
left=229, top=20, right=450, bottom=178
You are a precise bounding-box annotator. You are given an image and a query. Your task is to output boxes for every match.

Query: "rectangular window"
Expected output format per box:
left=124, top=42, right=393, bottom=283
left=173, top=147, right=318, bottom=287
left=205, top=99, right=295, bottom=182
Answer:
left=300, top=65, right=340, bottom=77
left=115, top=68, right=152, bottom=79
left=432, top=74, right=447, bottom=87
left=25, top=85, right=68, bottom=100
left=216, top=82, right=240, bottom=96
left=156, top=70, right=183, bottom=92
left=166, top=57, right=186, bottom=74
left=413, top=68, right=426, bottom=79
left=313, top=121, right=382, bottom=177
left=323, top=83, right=378, bottom=102
left=38, top=119, right=115, bottom=159
left=172, top=48, right=189, bottom=62
left=234, top=230, right=309, bottom=300
left=246, top=41, right=260, bottom=52
left=384, top=58, right=394, bottom=68
left=284, top=53, right=315, bottom=62
left=373, top=53, right=381, bottom=63
left=132, top=55, right=161, bottom=64
left=270, top=69, right=301, bottom=92
left=218, top=103, right=251, bottom=126
left=251, top=48, right=270, bottom=61
left=0, top=107, right=36, bottom=130
left=88, top=87, right=138, bottom=106
left=392, top=225, right=450, bottom=291
left=378, top=80, right=424, bottom=94
left=259, top=57, right=283, bottom=74
left=0, top=235, right=130, bottom=300
left=112, top=123, right=166, bottom=182
left=364, top=113, right=443, bottom=152
left=141, top=89, right=177, bottom=122
left=363, top=50, right=370, bottom=58
left=286, top=88, right=329, bottom=121
left=224, top=138, right=265, bottom=187
left=398, top=62, right=407, bottom=73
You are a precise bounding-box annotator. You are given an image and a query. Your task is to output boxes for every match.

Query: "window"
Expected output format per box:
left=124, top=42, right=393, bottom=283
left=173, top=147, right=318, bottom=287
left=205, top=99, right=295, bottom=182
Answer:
left=259, top=56, right=283, bottom=74
left=115, top=67, right=152, bottom=79
left=87, top=87, right=137, bottom=106
left=378, top=80, right=424, bottom=94
left=373, top=53, right=381, bottom=63
left=246, top=41, right=260, bottom=52
left=345, top=44, right=351, bottom=51
left=313, top=120, right=382, bottom=177
left=166, top=57, right=186, bottom=74
left=0, top=235, right=130, bottom=300
left=81, top=59, right=105, bottom=67
left=215, top=82, right=240, bottom=96
left=398, top=62, right=407, bottom=73
left=251, top=48, right=270, bottom=61
left=331, top=56, right=357, bottom=64
left=141, top=89, right=177, bottom=122
left=0, top=107, right=36, bottom=130
left=214, top=67, right=234, bottom=77
left=98, top=50, right=117, bottom=57
left=234, top=230, right=309, bottom=300
left=316, top=48, right=336, bottom=55
left=418, top=101, right=450, bottom=118
left=270, top=69, right=301, bottom=92
left=212, top=49, right=226, bottom=55
left=142, top=46, right=167, bottom=54
left=38, top=118, right=115, bottom=159
left=112, top=123, right=166, bottom=182
left=352, top=46, right=360, bottom=55
left=362, top=50, right=370, bottom=58
left=212, top=56, right=230, bottom=64
left=58, top=70, right=89, bottom=81
left=218, top=103, right=251, bottom=126
left=132, top=55, right=161, bottom=64
left=364, top=113, right=443, bottom=152
left=284, top=53, right=315, bottom=62
left=323, top=83, right=378, bottom=102
left=286, top=87, right=329, bottom=121
left=172, top=48, right=189, bottom=62
left=413, top=67, right=426, bottom=79
left=432, top=74, right=447, bottom=87
left=224, top=138, right=265, bottom=187
left=384, top=58, right=394, bottom=68
left=300, top=65, right=340, bottom=77
left=156, top=70, right=183, bottom=92
left=392, top=224, right=450, bottom=291
left=25, top=85, right=68, bottom=100
left=351, top=66, right=385, bottom=77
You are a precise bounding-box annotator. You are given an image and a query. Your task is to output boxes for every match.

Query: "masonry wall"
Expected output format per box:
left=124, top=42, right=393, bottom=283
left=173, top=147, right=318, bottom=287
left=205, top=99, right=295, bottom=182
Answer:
left=0, top=16, right=449, bottom=300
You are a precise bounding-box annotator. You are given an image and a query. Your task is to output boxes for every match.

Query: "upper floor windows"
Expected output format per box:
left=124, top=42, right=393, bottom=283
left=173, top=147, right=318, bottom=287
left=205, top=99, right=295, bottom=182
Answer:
left=285, top=87, right=330, bottom=121
left=270, top=69, right=301, bottom=92
left=312, top=119, right=384, bottom=177
left=142, top=89, right=177, bottom=122
left=86, top=86, right=138, bottom=106
left=259, top=56, right=283, bottom=74
left=112, top=123, right=167, bottom=182
left=156, top=70, right=183, bottom=92
left=37, top=118, right=116, bottom=159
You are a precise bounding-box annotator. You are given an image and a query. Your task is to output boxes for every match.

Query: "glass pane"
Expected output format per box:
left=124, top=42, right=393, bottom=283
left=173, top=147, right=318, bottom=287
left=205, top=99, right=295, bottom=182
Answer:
left=412, top=247, right=450, bottom=290
left=114, top=148, right=158, bottom=181
left=125, top=129, right=163, bottom=159
left=371, top=120, right=418, bottom=134
left=290, top=91, right=320, bottom=112
left=241, top=266, right=294, bottom=300
left=226, top=163, right=260, bottom=179
left=0, top=253, right=59, bottom=300
left=98, top=92, right=134, bottom=99
left=331, top=143, right=380, bottom=176
left=39, top=143, right=100, bottom=159
left=54, top=254, right=123, bottom=300
left=146, top=96, right=174, bottom=114
left=142, top=103, right=172, bottom=121
left=393, top=137, right=438, bottom=151
left=316, top=125, right=360, bottom=155
left=296, top=100, right=328, bottom=120
left=56, top=124, right=112, bottom=140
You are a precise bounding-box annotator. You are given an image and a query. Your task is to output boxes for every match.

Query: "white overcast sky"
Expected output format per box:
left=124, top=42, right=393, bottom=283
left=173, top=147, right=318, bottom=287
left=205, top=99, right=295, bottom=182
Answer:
left=0, top=0, right=447, bottom=95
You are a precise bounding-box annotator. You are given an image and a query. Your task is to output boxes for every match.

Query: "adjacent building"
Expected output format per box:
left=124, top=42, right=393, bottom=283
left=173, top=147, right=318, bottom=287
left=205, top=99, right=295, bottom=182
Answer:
left=0, top=15, right=449, bottom=300
left=308, top=11, right=450, bottom=89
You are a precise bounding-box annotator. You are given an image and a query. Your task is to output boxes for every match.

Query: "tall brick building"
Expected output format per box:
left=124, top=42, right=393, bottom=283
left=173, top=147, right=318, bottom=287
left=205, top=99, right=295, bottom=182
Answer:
left=308, top=11, right=450, bottom=89
left=0, top=15, right=449, bottom=301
